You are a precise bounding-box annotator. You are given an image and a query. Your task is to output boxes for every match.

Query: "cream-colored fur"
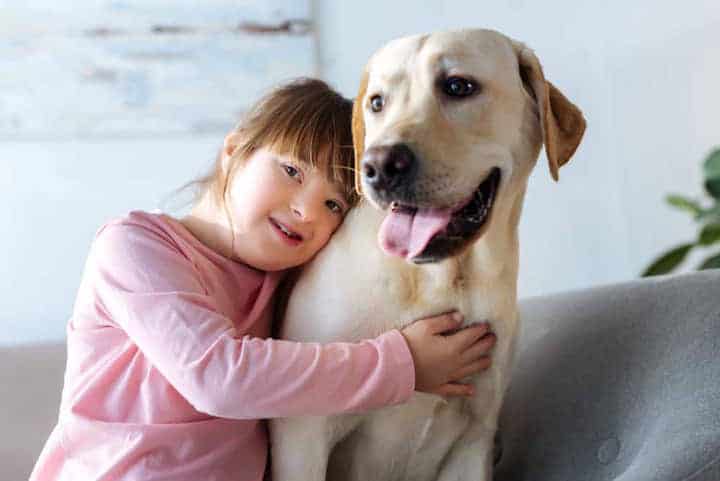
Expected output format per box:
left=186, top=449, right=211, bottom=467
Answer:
left=270, top=28, right=585, bottom=481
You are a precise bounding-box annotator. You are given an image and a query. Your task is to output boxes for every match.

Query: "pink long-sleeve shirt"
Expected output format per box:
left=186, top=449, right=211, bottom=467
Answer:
left=30, top=210, right=415, bottom=481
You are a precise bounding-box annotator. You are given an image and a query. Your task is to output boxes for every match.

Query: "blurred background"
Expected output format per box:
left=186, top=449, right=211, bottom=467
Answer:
left=2, top=0, right=719, bottom=346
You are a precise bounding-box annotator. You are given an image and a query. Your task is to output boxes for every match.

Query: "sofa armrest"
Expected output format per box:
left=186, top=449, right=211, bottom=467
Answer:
left=496, top=270, right=720, bottom=481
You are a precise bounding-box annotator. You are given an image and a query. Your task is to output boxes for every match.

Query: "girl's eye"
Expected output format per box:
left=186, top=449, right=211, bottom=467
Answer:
left=283, top=164, right=300, bottom=179
left=325, top=200, right=343, bottom=214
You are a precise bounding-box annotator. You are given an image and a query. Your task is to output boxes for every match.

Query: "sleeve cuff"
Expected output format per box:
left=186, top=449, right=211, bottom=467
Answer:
left=378, top=329, right=416, bottom=402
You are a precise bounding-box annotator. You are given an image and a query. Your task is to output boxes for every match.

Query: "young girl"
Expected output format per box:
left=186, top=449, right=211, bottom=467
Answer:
left=30, top=78, right=496, bottom=481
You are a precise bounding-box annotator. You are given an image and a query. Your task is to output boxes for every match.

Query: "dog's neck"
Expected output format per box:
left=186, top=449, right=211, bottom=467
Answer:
left=453, top=181, right=527, bottom=288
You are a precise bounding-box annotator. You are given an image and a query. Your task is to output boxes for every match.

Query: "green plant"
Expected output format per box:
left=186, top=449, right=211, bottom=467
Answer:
left=642, top=148, right=720, bottom=276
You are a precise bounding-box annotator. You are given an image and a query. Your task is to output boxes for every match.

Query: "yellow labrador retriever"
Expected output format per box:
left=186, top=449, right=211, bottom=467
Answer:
left=270, top=28, right=585, bottom=481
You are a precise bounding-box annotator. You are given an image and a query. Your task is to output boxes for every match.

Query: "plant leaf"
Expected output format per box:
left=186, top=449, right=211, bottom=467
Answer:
left=666, top=194, right=702, bottom=216
left=699, top=223, right=720, bottom=246
left=642, top=243, right=694, bottom=277
left=704, top=148, right=720, bottom=179
left=705, top=179, right=720, bottom=200
left=698, top=251, right=720, bottom=270
left=698, top=203, right=720, bottom=222
left=704, top=148, right=720, bottom=199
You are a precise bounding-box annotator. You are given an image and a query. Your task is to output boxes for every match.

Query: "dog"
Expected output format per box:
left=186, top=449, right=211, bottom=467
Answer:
left=269, top=28, right=586, bottom=481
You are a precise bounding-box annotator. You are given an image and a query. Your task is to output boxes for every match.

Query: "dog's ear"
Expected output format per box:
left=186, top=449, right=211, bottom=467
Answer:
left=352, top=68, right=369, bottom=195
left=515, top=44, right=586, bottom=181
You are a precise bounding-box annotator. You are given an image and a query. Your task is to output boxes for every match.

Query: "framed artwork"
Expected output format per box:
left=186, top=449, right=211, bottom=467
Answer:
left=0, top=0, right=315, bottom=139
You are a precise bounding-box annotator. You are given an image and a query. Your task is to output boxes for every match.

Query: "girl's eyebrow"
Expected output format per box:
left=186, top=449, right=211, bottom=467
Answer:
left=278, top=155, right=307, bottom=175
left=332, top=190, right=349, bottom=210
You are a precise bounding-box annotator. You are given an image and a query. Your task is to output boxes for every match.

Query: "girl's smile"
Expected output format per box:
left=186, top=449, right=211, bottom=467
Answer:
left=268, top=216, right=304, bottom=245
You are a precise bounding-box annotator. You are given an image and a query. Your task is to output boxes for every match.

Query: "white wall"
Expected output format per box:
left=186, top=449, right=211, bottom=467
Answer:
left=2, top=0, right=720, bottom=345
left=0, top=138, right=219, bottom=345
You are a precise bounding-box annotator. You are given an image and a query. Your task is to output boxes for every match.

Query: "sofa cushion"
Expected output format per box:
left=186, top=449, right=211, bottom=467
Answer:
left=0, top=342, right=65, bottom=481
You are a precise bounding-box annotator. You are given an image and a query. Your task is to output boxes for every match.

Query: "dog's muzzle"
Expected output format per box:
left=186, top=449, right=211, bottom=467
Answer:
left=362, top=143, right=418, bottom=197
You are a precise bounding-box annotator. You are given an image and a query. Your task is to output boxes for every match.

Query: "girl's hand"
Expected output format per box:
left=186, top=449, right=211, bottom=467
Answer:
left=400, top=311, right=496, bottom=398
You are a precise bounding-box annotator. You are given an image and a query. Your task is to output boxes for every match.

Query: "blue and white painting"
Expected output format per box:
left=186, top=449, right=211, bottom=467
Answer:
left=0, top=0, right=315, bottom=139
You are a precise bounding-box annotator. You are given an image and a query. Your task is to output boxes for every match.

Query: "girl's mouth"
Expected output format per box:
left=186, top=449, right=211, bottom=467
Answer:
left=269, top=217, right=304, bottom=245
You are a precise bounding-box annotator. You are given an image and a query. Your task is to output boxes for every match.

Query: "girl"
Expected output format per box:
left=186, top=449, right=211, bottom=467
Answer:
left=30, top=78, right=496, bottom=481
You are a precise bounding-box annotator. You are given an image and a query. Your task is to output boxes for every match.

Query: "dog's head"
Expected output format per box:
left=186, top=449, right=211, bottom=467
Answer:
left=352, top=29, right=586, bottom=263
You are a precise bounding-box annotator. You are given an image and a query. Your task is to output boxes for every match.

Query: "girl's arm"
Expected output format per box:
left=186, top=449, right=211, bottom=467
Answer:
left=86, top=221, right=415, bottom=420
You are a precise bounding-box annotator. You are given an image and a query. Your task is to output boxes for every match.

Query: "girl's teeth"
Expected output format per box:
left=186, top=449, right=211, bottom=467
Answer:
left=279, top=223, right=299, bottom=239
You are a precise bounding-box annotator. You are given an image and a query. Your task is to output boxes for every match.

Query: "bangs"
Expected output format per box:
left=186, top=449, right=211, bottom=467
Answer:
left=270, top=123, right=356, bottom=204
left=239, top=79, right=359, bottom=206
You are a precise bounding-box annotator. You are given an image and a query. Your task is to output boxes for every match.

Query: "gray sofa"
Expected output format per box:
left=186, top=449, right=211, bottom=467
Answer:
left=496, top=269, right=720, bottom=481
left=2, top=270, right=718, bottom=480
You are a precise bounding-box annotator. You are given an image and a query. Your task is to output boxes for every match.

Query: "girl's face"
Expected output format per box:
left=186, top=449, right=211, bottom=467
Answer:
left=224, top=146, right=349, bottom=271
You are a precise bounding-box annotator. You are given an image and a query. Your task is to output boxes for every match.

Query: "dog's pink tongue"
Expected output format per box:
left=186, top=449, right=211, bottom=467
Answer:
left=379, top=207, right=453, bottom=259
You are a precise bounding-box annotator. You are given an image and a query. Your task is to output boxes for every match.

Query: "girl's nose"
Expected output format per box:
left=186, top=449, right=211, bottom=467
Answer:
left=291, top=184, right=325, bottom=221
left=291, top=198, right=319, bottom=222
left=291, top=206, right=305, bottom=219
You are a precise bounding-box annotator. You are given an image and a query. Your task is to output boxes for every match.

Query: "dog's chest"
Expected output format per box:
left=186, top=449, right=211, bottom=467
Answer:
left=328, top=395, right=471, bottom=481
left=368, top=259, right=511, bottom=339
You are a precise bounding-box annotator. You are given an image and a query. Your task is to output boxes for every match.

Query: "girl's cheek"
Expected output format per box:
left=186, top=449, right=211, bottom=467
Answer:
left=318, top=228, right=335, bottom=249
left=327, top=220, right=342, bottom=237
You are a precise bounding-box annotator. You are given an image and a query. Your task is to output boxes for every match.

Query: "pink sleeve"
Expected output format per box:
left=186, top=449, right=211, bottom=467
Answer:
left=86, top=221, right=416, bottom=419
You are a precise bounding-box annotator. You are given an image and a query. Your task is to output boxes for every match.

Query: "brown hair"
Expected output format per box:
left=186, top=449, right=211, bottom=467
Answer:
left=187, top=78, right=358, bottom=211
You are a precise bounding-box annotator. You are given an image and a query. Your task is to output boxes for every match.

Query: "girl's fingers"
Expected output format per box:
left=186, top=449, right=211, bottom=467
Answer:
left=425, top=311, right=464, bottom=335
left=461, top=333, right=497, bottom=362
left=448, top=322, right=491, bottom=350
left=432, top=383, right=475, bottom=398
left=451, top=357, right=492, bottom=380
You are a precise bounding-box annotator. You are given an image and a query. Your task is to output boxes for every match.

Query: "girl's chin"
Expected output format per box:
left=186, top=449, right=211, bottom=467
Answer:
left=238, top=245, right=312, bottom=272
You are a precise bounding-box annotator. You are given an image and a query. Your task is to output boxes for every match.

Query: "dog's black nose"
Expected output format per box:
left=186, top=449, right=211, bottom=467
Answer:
left=362, top=144, right=417, bottom=191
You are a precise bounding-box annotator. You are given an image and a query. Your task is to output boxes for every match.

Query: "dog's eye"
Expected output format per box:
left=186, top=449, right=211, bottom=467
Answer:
left=369, top=95, right=384, bottom=113
left=442, top=76, right=477, bottom=98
